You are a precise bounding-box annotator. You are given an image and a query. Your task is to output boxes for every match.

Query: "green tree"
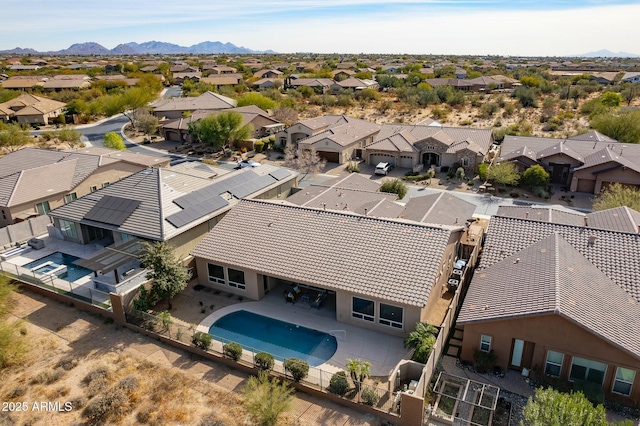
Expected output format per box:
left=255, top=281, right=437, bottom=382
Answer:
left=55, top=127, right=82, bottom=149
left=600, top=92, right=623, bottom=108
left=520, top=165, right=550, bottom=190
left=188, top=111, right=253, bottom=150
left=522, top=387, right=608, bottom=426
left=455, top=167, right=465, bottom=182
left=243, top=372, right=294, bottom=426
left=513, top=86, right=538, bottom=108
left=237, top=92, right=277, bottom=110
left=621, top=85, right=639, bottom=106
left=0, top=122, right=31, bottom=153
left=139, top=242, right=190, bottom=308
left=404, top=322, right=438, bottom=364
left=380, top=179, right=408, bottom=199
left=132, top=108, right=159, bottom=136
left=590, top=109, right=640, bottom=143
left=487, top=162, right=520, bottom=188
left=100, top=87, right=157, bottom=126
left=157, top=311, right=172, bottom=336
left=593, top=183, right=640, bottom=211
left=346, top=358, right=371, bottom=393
left=103, top=132, right=126, bottom=150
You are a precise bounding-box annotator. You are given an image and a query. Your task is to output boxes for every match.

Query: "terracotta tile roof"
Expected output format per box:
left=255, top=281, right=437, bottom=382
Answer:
left=151, top=91, right=236, bottom=113
left=366, top=131, right=419, bottom=153
left=477, top=215, right=640, bottom=302
left=297, top=118, right=381, bottom=148
left=458, top=233, right=640, bottom=359
left=191, top=199, right=453, bottom=307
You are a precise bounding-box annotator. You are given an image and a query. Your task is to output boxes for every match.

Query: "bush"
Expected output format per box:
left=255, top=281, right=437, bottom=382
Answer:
left=253, top=140, right=264, bottom=153
left=361, top=387, right=380, bottom=406
left=223, top=342, right=243, bottom=361
left=82, top=366, right=111, bottom=386
left=83, top=388, right=127, bottom=424
left=284, top=358, right=309, bottom=382
left=473, top=350, right=497, bottom=373
left=255, top=352, right=274, bottom=372
left=328, top=371, right=350, bottom=396
left=380, top=179, right=408, bottom=199
left=243, top=372, right=294, bottom=426
left=192, top=331, right=212, bottom=350
left=573, top=380, right=605, bottom=406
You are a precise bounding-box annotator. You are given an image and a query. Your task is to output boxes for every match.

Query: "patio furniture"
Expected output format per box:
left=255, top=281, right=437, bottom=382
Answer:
left=311, top=292, right=327, bottom=309
left=28, top=238, right=45, bottom=250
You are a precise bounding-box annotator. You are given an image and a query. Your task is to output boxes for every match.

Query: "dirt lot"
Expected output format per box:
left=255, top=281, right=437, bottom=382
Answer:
left=0, top=288, right=384, bottom=426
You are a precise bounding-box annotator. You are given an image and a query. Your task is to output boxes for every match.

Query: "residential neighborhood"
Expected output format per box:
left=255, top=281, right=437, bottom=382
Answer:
left=1, top=48, right=640, bottom=426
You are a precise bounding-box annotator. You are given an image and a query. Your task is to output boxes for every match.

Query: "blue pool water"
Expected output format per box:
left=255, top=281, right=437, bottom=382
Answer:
left=23, top=252, right=92, bottom=282
left=209, top=310, right=337, bottom=367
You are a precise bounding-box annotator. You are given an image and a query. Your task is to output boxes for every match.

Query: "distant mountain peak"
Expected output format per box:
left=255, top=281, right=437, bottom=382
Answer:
left=576, top=49, right=639, bottom=58
left=0, top=40, right=275, bottom=55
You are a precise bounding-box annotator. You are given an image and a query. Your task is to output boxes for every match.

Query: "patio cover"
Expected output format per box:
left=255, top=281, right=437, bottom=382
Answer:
left=74, top=239, right=144, bottom=276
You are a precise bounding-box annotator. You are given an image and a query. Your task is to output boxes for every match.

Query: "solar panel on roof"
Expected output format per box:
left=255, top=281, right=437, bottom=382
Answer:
left=84, top=195, right=140, bottom=226
left=166, top=195, right=228, bottom=228
left=269, top=168, right=291, bottom=181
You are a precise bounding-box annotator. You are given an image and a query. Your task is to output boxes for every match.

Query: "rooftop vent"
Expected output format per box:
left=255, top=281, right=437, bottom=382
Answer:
left=588, top=235, right=597, bottom=246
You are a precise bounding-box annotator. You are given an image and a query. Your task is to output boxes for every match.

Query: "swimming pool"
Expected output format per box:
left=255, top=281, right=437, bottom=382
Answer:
left=209, top=310, right=337, bottom=367
left=23, top=252, right=92, bottom=282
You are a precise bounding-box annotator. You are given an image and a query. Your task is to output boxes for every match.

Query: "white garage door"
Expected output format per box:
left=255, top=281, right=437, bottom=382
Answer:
left=369, top=153, right=394, bottom=166
left=399, top=155, right=414, bottom=169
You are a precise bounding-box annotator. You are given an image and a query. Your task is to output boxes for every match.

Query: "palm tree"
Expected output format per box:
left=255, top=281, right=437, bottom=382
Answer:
left=346, top=358, right=371, bottom=393
left=404, top=323, right=439, bottom=364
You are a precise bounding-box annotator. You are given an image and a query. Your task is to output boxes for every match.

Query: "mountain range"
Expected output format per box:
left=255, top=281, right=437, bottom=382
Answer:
left=576, top=49, right=640, bottom=58
left=0, top=41, right=275, bottom=55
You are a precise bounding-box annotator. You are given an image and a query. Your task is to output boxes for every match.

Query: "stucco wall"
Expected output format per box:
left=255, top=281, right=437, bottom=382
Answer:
left=460, top=314, right=640, bottom=402
left=570, top=166, right=640, bottom=194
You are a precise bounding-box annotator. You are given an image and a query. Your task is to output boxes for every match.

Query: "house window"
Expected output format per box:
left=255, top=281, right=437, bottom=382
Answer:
left=569, top=357, right=607, bottom=386
left=207, top=263, right=225, bottom=285
left=480, top=335, right=492, bottom=353
left=1, top=209, right=5, bottom=220
left=90, top=186, right=98, bottom=192
left=379, top=303, right=403, bottom=329
left=59, top=219, right=77, bottom=239
left=544, top=351, right=564, bottom=377
left=460, top=158, right=469, bottom=167
left=64, top=193, right=77, bottom=204
left=35, top=201, right=51, bottom=215
left=613, top=367, right=636, bottom=397
left=102, top=182, right=110, bottom=188
left=352, top=297, right=374, bottom=322
left=227, top=268, right=246, bottom=290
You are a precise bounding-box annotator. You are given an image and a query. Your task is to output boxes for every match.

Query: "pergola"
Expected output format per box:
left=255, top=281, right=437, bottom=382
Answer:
left=74, top=239, right=145, bottom=284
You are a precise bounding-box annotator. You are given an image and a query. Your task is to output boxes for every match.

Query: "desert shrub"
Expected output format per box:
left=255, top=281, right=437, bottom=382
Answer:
left=199, top=412, right=230, bottom=426
left=57, top=357, right=79, bottom=371
left=477, top=163, right=489, bottom=181
left=347, top=161, right=360, bottom=173
left=7, top=384, right=27, bottom=398
left=380, top=179, right=408, bottom=199
left=69, top=396, right=87, bottom=410
left=192, top=331, right=212, bottom=350
left=82, top=366, right=111, bottom=386
left=83, top=388, right=127, bottom=424
left=118, top=375, right=139, bottom=392
left=473, top=350, right=497, bottom=373
left=253, top=140, right=264, bottom=153
left=87, top=378, right=110, bottom=398
left=243, top=372, right=294, bottom=426
left=284, top=357, right=309, bottom=382
left=255, top=352, right=275, bottom=372
left=361, top=387, right=380, bottom=406
left=328, top=371, right=350, bottom=396
left=223, top=342, right=243, bottom=361
left=31, top=369, right=65, bottom=385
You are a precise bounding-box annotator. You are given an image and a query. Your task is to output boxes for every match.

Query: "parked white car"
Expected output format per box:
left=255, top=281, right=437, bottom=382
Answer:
left=374, top=162, right=392, bottom=175
left=237, top=160, right=261, bottom=168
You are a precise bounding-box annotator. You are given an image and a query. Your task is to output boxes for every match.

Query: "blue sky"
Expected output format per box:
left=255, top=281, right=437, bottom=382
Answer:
left=2, top=0, right=640, bottom=56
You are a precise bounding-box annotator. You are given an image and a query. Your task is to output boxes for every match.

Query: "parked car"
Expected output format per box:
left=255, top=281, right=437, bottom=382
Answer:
left=237, top=159, right=261, bottom=168
left=374, top=162, right=392, bottom=175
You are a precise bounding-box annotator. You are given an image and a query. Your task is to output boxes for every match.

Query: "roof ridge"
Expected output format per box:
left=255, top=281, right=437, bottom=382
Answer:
left=553, top=233, right=561, bottom=314
left=420, top=192, right=442, bottom=223
left=5, top=170, right=25, bottom=206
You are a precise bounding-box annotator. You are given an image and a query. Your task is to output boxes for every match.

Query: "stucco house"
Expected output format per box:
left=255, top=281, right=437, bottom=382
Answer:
left=331, top=78, right=379, bottom=93
left=150, top=91, right=237, bottom=120
left=191, top=199, right=463, bottom=338
left=365, top=124, right=493, bottom=171
left=276, top=115, right=381, bottom=164
left=457, top=207, right=640, bottom=404
left=48, top=163, right=298, bottom=260
left=498, top=132, right=640, bottom=193
left=0, top=94, right=66, bottom=125
left=159, top=106, right=283, bottom=143
left=0, top=147, right=169, bottom=228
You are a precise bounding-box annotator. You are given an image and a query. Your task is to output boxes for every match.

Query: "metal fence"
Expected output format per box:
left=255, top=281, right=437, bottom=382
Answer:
left=0, top=260, right=112, bottom=310
left=127, top=309, right=397, bottom=415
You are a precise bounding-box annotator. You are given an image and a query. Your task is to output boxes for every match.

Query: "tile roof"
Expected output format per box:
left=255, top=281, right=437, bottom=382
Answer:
left=374, top=124, right=493, bottom=156
left=575, top=147, right=640, bottom=174
left=366, top=131, right=419, bottom=153
left=151, top=91, right=236, bottom=113
left=568, top=131, right=616, bottom=143
left=476, top=215, right=640, bottom=302
left=587, top=206, right=640, bottom=234
left=536, top=141, right=583, bottom=162
left=0, top=94, right=65, bottom=115
left=296, top=117, right=381, bottom=148
left=495, top=206, right=586, bottom=226
left=399, top=193, right=476, bottom=226
left=457, top=233, right=640, bottom=359
left=191, top=199, right=453, bottom=307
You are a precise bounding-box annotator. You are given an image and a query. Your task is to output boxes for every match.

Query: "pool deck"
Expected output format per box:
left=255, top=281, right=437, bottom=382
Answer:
left=197, top=287, right=410, bottom=380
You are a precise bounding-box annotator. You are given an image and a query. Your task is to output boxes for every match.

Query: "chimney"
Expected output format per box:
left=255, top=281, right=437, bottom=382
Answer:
left=455, top=217, right=458, bottom=224
left=584, top=217, right=588, bottom=227
left=525, top=211, right=529, bottom=219
left=364, top=208, right=368, bottom=216
left=322, top=203, right=326, bottom=211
